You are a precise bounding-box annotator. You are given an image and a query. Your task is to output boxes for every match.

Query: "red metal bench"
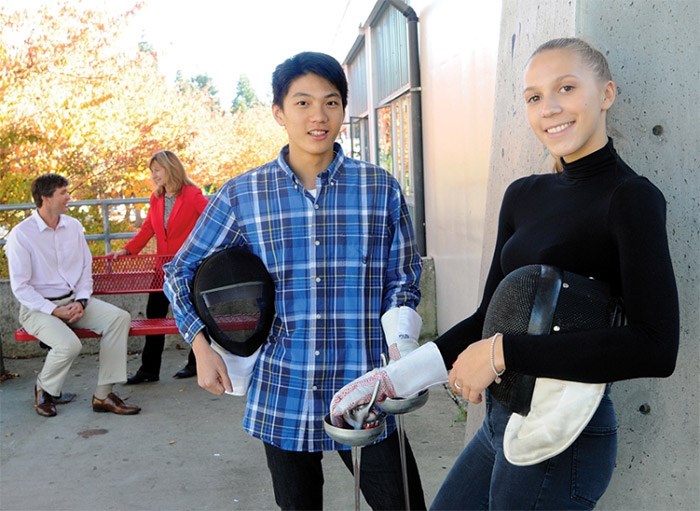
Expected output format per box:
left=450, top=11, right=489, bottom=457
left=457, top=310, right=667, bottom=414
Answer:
left=15, top=254, right=259, bottom=341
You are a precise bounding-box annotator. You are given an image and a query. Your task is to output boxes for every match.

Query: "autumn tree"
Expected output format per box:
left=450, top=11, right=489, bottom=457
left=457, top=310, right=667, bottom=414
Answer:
left=0, top=0, right=287, bottom=280
left=175, top=72, right=221, bottom=111
left=0, top=1, right=287, bottom=203
left=1, top=2, right=182, bottom=200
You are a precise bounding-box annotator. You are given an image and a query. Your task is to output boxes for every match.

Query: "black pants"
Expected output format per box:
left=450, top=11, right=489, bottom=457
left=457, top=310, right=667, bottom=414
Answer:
left=263, top=430, right=426, bottom=510
left=140, top=291, right=195, bottom=375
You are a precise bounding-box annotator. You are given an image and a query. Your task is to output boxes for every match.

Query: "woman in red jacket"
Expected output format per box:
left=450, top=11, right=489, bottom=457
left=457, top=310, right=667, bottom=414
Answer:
left=112, top=150, right=209, bottom=383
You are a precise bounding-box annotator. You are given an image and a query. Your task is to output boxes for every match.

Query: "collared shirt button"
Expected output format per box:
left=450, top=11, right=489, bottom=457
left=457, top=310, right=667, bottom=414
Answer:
left=315, top=277, right=321, bottom=283
left=314, top=350, right=320, bottom=356
left=312, top=385, right=318, bottom=391
left=314, top=204, right=320, bottom=210
left=314, top=240, right=320, bottom=246
left=316, top=313, right=322, bottom=319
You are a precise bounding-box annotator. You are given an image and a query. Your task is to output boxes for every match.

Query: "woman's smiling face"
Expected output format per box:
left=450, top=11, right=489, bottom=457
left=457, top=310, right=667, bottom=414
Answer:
left=523, top=48, right=616, bottom=163
left=150, top=161, right=168, bottom=189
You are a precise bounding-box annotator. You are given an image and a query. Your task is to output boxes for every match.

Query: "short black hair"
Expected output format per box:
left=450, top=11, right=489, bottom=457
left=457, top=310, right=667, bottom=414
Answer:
left=272, top=51, right=348, bottom=109
left=31, top=173, right=69, bottom=208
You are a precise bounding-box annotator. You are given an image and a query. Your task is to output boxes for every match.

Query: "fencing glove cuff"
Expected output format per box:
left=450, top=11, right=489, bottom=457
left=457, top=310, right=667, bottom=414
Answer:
left=382, top=306, right=422, bottom=361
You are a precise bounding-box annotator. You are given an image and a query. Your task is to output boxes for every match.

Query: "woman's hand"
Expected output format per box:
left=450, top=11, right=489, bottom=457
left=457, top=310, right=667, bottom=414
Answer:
left=448, top=334, right=505, bottom=405
left=108, top=248, right=129, bottom=260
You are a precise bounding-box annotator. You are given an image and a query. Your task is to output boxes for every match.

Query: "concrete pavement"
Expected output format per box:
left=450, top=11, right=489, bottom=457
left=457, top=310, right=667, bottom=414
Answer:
left=0, top=347, right=468, bottom=511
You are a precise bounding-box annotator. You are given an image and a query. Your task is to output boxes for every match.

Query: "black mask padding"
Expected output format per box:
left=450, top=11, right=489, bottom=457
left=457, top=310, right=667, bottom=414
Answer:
left=192, top=248, right=275, bottom=357
left=482, top=265, right=624, bottom=415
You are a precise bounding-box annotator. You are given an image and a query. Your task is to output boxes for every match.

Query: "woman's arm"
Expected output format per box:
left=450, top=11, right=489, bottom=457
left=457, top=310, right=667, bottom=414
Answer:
left=123, top=194, right=158, bottom=255
left=504, top=178, right=679, bottom=382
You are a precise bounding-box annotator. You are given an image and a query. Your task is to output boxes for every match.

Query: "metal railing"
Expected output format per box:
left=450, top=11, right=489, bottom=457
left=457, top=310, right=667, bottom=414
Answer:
left=0, top=197, right=161, bottom=253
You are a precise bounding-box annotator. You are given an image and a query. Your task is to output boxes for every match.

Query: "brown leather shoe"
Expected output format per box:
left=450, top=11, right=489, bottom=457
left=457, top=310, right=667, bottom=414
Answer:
left=92, top=393, right=141, bottom=415
left=34, top=386, right=57, bottom=417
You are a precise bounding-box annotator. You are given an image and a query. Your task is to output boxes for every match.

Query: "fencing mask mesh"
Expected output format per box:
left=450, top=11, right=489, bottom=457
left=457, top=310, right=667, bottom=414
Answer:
left=482, top=264, right=623, bottom=416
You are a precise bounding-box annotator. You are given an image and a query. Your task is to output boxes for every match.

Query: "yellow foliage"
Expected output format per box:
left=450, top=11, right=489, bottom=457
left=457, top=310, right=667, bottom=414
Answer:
left=0, top=0, right=288, bottom=205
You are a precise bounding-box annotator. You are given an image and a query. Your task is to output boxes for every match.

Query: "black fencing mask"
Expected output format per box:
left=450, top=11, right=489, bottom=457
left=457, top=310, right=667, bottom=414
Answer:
left=192, top=247, right=275, bottom=357
left=482, top=264, right=623, bottom=415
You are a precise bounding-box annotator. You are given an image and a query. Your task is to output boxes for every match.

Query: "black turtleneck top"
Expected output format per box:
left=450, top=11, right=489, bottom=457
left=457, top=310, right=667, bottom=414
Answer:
left=434, top=139, right=679, bottom=383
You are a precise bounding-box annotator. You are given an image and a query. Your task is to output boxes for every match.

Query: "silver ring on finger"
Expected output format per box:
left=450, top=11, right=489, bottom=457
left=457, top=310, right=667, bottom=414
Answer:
left=454, top=380, right=463, bottom=391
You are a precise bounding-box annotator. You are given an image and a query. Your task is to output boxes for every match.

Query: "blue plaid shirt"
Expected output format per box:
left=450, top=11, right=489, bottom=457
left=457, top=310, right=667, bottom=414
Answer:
left=164, top=144, right=422, bottom=451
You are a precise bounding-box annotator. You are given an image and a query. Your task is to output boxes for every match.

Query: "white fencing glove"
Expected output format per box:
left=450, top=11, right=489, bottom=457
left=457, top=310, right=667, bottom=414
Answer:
left=330, top=342, right=448, bottom=425
left=382, top=306, right=422, bottom=361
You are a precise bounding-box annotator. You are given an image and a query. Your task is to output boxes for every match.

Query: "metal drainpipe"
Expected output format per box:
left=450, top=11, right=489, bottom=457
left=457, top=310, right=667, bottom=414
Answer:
left=387, top=0, right=426, bottom=256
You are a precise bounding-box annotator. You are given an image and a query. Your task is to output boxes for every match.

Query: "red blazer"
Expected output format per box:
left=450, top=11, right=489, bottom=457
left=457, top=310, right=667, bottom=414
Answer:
left=124, top=184, right=208, bottom=256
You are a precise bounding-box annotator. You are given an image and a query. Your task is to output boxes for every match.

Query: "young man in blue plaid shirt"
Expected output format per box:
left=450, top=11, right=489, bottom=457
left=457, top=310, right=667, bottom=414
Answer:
left=164, top=52, right=426, bottom=509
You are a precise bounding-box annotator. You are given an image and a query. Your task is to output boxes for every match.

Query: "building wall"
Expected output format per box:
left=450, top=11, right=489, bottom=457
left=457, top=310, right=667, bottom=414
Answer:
left=417, top=0, right=502, bottom=331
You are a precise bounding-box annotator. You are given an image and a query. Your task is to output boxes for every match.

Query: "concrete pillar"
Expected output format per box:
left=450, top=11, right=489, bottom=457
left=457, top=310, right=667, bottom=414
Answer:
left=468, top=1, right=699, bottom=509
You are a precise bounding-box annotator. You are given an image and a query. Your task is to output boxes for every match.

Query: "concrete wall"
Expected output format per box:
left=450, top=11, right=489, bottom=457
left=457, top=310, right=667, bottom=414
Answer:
left=460, top=1, right=699, bottom=509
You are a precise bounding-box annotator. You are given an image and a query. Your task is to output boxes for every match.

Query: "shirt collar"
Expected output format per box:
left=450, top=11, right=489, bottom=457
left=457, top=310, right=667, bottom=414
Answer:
left=276, top=143, right=346, bottom=187
left=32, top=209, right=67, bottom=231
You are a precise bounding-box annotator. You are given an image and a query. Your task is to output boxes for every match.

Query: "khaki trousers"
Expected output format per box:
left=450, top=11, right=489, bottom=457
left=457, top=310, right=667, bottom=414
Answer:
left=19, top=296, right=130, bottom=396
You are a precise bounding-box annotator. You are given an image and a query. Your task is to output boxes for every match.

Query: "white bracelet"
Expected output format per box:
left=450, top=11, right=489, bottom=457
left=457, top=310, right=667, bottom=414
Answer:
left=490, top=333, right=505, bottom=384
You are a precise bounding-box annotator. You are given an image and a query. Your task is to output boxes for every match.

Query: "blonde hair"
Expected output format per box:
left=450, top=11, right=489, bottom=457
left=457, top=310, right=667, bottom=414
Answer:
left=149, top=150, right=196, bottom=197
left=530, top=37, right=612, bottom=83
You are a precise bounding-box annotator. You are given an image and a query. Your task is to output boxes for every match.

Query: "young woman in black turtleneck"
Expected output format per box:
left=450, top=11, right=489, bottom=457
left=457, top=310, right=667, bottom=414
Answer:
left=331, top=38, right=679, bottom=510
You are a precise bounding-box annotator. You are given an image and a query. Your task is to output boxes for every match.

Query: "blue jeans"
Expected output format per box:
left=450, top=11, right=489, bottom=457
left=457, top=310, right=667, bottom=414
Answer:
left=264, top=430, right=426, bottom=510
left=431, top=388, right=617, bottom=510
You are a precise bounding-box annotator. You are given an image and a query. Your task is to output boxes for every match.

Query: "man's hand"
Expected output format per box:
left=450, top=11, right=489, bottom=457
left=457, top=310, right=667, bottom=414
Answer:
left=51, top=302, right=84, bottom=324
left=330, top=368, right=396, bottom=426
left=330, top=342, right=450, bottom=425
left=191, top=332, right=233, bottom=395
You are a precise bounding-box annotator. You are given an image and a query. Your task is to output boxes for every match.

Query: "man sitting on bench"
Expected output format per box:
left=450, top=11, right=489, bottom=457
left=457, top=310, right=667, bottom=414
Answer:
left=5, top=173, right=141, bottom=418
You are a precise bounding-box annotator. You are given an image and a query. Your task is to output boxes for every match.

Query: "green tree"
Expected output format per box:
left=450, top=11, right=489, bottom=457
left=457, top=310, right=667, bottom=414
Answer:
left=231, top=75, right=260, bottom=113
left=190, top=74, right=218, bottom=98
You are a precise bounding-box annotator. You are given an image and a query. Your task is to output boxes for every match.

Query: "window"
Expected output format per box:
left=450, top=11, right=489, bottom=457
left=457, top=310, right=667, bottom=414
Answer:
left=349, top=116, right=369, bottom=160
left=343, top=2, right=417, bottom=214
left=377, top=94, right=412, bottom=205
